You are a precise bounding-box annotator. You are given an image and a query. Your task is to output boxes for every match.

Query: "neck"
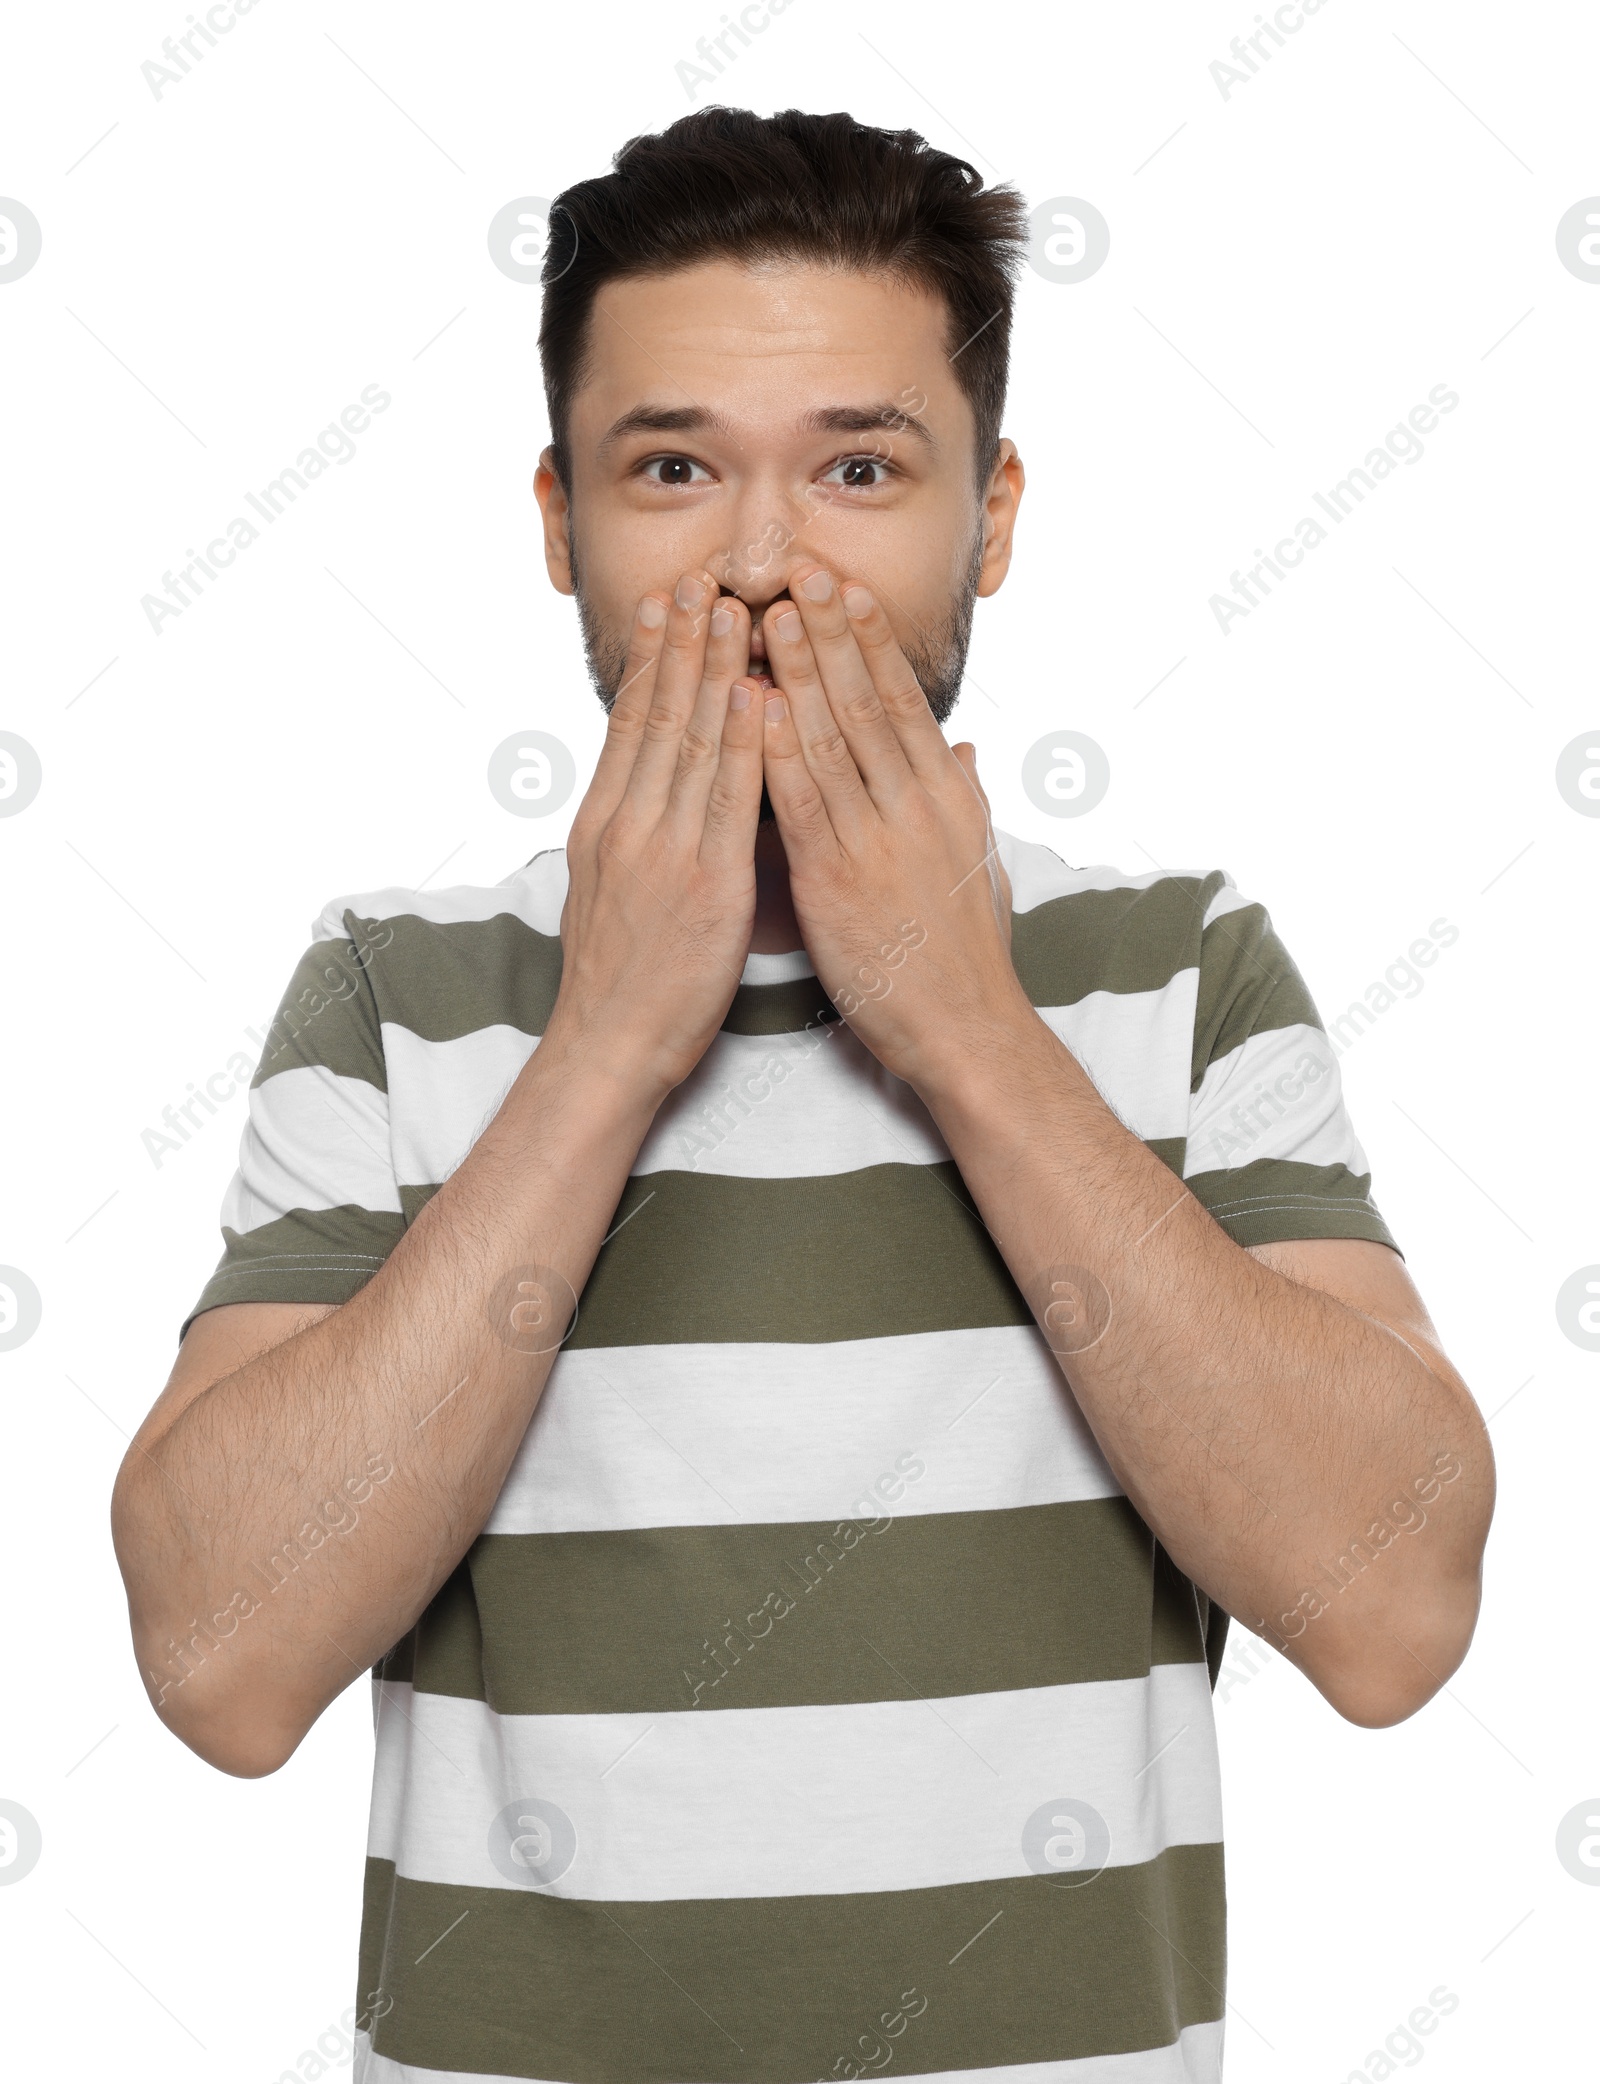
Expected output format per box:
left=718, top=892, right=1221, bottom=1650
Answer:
left=749, top=822, right=802, bottom=954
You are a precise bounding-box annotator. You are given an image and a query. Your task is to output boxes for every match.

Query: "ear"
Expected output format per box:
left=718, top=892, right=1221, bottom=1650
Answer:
left=533, top=445, right=576, bottom=597
left=976, top=438, right=1024, bottom=599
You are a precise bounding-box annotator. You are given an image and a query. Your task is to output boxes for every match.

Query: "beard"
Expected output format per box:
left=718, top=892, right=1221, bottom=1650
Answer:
left=573, top=532, right=985, bottom=824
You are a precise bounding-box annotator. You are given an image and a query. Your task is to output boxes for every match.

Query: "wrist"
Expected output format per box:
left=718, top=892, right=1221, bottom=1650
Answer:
left=515, top=1004, right=675, bottom=1133
left=902, top=990, right=1054, bottom=1106
left=909, top=998, right=1093, bottom=1130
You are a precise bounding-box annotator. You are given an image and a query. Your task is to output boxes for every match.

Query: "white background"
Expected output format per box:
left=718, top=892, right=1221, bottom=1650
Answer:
left=2, top=1, right=1597, bottom=2078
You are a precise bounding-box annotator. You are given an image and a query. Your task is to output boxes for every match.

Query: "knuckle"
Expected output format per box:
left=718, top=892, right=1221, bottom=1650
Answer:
left=643, top=703, right=690, bottom=744
left=605, top=704, right=648, bottom=746
left=841, top=688, right=884, bottom=728
left=704, top=775, right=746, bottom=825
left=677, top=723, right=720, bottom=770
left=789, top=804, right=830, bottom=848
left=806, top=725, right=852, bottom=769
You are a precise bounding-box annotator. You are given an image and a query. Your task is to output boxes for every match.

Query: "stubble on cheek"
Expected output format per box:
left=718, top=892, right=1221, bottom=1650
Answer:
left=570, top=536, right=633, bottom=712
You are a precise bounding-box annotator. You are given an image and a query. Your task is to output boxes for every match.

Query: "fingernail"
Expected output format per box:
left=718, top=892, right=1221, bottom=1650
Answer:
left=772, top=607, right=801, bottom=639
left=765, top=694, right=787, bottom=724
left=638, top=596, right=667, bottom=629
left=842, top=585, right=874, bottom=619
left=710, top=605, right=735, bottom=635
left=730, top=682, right=752, bottom=711
left=675, top=574, right=705, bottom=610
left=799, top=568, right=833, bottom=602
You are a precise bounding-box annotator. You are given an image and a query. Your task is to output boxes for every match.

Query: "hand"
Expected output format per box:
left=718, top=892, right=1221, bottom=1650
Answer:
left=754, top=563, right=1035, bottom=1094
left=546, top=571, right=764, bottom=1102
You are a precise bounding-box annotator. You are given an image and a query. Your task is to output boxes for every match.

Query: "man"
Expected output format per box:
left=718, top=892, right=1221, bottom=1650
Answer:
left=113, top=108, right=1492, bottom=2083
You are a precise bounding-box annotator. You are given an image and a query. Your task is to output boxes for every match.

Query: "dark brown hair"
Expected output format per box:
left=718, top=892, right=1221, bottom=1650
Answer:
left=539, top=107, right=1027, bottom=491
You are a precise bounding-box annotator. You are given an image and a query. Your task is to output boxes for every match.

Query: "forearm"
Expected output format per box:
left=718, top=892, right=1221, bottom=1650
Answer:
left=114, top=1024, right=662, bottom=1771
left=916, top=1010, right=1490, bottom=1717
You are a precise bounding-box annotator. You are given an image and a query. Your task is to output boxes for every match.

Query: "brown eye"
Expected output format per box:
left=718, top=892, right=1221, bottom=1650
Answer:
left=823, top=455, right=889, bottom=489
left=644, top=456, right=709, bottom=486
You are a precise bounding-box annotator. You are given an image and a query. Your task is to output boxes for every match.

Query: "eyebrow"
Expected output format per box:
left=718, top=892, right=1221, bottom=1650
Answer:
left=595, top=401, right=936, bottom=453
left=802, top=404, right=936, bottom=450
left=596, top=404, right=732, bottom=451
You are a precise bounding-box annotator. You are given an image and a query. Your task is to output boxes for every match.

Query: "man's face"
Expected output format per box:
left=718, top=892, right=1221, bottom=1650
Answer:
left=535, top=259, right=1021, bottom=722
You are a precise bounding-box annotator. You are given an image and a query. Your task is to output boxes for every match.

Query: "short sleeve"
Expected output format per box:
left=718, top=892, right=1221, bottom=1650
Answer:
left=1181, top=876, right=1401, bottom=1257
left=179, top=903, right=405, bottom=1341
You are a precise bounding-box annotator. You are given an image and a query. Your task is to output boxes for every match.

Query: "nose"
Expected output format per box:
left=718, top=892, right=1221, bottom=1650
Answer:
left=717, top=552, right=801, bottom=684
left=722, top=570, right=792, bottom=615
left=734, top=582, right=787, bottom=683
left=709, top=492, right=836, bottom=678
left=709, top=488, right=820, bottom=606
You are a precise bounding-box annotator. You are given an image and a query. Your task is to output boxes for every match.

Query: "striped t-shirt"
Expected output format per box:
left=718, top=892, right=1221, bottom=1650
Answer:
left=184, top=829, right=1397, bottom=2084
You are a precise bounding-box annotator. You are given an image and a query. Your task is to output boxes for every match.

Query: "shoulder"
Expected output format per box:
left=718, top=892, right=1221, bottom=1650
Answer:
left=291, top=850, right=570, bottom=1049
left=994, top=829, right=1272, bottom=1013
left=995, top=828, right=1259, bottom=946
left=306, top=847, right=571, bottom=945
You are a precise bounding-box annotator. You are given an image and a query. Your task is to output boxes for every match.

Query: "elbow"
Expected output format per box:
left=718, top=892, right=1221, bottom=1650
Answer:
left=156, top=1695, right=308, bottom=1779
left=1321, top=1665, right=1445, bottom=1729
left=130, top=1630, right=310, bottom=1779
left=175, top=1717, right=304, bottom=1780
left=116, top=1542, right=313, bottom=1777
left=1311, top=1579, right=1483, bottom=1729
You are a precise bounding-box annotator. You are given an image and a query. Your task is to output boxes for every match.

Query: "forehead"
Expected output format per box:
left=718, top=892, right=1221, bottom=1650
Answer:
left=569, top=260, right=966, bottom=438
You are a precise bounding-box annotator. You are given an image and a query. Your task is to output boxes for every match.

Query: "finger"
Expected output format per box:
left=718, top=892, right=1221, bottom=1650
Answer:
left=698, top=673, right=767, bottom=872
left=837, top=582, right=955, bottom=786
left=760, top=685, right=844, bottom=873
left=624, top=570, right=719, bottom=816
left=581, top=594, right=669, bottom=825
left=762, top=597, right=873, bottom=840
left=782, top=565, right=913, bottom=803
left=667, top=591, right=751, bottom=826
